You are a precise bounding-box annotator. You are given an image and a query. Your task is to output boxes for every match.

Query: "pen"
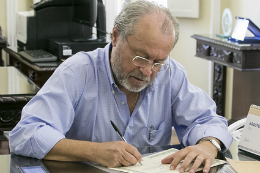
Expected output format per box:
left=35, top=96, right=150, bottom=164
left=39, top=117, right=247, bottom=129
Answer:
left=110, top=120, right=142, bottom=165
left=148, top=125, right=154, bottom=142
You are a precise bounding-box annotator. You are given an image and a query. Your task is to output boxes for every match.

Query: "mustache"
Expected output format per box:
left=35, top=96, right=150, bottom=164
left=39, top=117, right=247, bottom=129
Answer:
left=131, top=73, right=151, bottom=82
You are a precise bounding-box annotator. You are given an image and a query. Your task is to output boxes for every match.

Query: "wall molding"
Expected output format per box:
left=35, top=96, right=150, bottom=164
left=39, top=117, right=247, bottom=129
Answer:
left=209, top=0, right=221, bottom=97
left=6, top=0, right=17, bottom=48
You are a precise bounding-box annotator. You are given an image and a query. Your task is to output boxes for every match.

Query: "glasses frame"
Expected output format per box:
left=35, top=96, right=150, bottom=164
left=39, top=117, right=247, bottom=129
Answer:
left=125, top=37, right=169, bottom=72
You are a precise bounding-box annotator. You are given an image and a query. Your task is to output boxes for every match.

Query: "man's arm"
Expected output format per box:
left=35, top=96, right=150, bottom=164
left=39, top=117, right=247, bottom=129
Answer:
left=44, top=138, right=142, bottom=167
left=161, top=137, right=221, bottom=173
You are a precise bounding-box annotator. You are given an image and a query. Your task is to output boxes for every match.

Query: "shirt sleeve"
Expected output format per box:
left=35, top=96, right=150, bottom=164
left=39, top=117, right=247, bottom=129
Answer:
left=170, top=63, right=233, bottom=152
left=9, top=63, right=83, bottom=159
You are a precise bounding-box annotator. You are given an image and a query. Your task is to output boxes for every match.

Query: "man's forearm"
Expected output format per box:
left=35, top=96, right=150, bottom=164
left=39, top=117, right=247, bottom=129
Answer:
left=43, top=139, right=142, bottom=167
left=44, top=138, right=99, bottom=162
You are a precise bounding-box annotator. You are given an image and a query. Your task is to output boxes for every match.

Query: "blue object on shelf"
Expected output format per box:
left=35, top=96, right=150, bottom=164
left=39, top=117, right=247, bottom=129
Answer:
left=228, top=16, right=260, bottom=44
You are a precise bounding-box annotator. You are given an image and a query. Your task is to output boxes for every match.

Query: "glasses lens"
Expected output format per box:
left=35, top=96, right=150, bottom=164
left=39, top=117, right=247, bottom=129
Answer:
left=158, top=64, right=170, bottom=72
left=153, top=64, right=162, bottom=72
left=133, top=56, right=149, bottom=67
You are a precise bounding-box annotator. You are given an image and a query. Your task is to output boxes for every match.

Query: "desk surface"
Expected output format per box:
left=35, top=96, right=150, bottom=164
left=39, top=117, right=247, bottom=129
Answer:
left=0, top=145, right=251, bottom=173
left=0, top=66, right=40, bottom=95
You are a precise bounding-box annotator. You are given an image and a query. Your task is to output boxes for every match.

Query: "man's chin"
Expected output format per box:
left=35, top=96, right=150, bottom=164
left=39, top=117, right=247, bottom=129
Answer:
left=124, top=83, right=148, bottom=92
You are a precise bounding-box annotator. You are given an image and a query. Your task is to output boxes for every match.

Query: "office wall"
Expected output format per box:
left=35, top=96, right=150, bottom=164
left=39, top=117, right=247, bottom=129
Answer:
left=0, top=0, right=7, bottom=37
left=18, top=0, right=33, bottom=11
left=0, top=0, right=7, bottom=66
left=170, top=0, right=212, bottom=95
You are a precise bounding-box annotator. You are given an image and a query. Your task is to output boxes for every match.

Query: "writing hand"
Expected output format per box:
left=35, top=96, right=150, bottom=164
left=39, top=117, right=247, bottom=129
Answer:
left=161, top=142, right=218, bottom=173
left=93, top=141, right=142, bottom=167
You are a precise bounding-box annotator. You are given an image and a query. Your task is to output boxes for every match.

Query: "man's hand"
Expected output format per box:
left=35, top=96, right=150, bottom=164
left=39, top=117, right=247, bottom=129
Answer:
left=161, top=139, right=219, bottom=173
left=93, top=141, right=142, bottom=167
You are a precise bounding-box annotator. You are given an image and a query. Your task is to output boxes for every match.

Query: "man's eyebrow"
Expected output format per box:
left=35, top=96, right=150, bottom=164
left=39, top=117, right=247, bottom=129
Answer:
left=155, top=57, right=168, bottom=62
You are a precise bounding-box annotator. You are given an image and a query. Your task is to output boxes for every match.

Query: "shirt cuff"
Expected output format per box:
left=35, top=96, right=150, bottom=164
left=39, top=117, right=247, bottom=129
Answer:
left=183, top=125, right=233, bottom=152
left=31, top=125, right=65, bottom=159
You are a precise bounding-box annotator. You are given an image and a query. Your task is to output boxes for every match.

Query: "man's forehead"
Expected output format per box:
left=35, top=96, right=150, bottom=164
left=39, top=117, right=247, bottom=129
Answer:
left=132, top=14, right=174, bottom=43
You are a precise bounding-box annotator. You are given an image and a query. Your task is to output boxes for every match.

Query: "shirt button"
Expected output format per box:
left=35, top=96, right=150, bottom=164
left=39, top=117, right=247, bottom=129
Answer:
left=122, top=101, right=125, bottom=105
left=127, top=126, right=130, bottom=130
left=112, top=91, right=115, bottom=94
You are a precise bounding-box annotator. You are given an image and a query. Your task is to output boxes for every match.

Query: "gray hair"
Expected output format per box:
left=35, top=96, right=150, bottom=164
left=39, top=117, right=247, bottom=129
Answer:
left=113, top=0, right=180, bottom=47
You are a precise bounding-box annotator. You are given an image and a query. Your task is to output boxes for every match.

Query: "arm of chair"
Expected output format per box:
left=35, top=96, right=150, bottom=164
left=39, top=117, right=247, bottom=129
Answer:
left=228, top=118, right=247, bottom=134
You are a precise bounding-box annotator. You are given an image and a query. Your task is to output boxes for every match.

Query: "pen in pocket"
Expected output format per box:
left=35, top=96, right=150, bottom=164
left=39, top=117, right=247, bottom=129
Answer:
left=148, top=125, right=154, bottom=141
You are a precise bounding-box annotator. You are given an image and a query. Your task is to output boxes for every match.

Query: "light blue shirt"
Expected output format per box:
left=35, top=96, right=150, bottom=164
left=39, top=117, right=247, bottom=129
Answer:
left=9, top=43, right=232, bottom=159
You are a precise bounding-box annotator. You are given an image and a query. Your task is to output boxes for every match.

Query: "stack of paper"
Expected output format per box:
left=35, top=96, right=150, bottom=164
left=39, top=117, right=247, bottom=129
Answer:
left=110, top=148, right=226, bottom=173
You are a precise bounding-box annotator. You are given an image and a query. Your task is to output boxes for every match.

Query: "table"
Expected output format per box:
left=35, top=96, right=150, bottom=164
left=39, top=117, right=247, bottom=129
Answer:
left=0, top=67, right=40, bottom=154
left=192, top=34, right=260, bottom=122
left=4, top=47, right=58, bottom=88
left=0, top=145, right=247, bottom=173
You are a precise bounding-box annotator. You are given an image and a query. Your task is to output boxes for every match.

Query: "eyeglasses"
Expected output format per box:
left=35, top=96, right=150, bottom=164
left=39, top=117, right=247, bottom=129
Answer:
left=125, top=38, right=170, bottom=72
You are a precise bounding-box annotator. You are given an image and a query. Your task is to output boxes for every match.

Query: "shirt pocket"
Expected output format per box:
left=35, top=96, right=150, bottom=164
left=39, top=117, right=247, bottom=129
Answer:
left=142, top=121, right=171, bottom=145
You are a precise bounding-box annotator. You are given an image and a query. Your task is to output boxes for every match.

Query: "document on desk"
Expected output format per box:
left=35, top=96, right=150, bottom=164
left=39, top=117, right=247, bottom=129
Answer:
left=110, top=148, right=226, bottom=173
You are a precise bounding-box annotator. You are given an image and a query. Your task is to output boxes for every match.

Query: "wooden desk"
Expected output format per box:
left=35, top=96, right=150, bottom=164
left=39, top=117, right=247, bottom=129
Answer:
left=192, top=34, right=260, bottom=122
left=4, top=47, right=58, bottom=88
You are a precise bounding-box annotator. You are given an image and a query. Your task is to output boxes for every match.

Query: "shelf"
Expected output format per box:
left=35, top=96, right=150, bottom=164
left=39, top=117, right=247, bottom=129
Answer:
left=192, top=34, right=260, bottom=71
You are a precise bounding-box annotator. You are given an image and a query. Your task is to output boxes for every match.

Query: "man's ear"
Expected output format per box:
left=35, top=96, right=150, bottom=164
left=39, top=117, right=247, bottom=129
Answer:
left=112, top=26, right=119, bottom=47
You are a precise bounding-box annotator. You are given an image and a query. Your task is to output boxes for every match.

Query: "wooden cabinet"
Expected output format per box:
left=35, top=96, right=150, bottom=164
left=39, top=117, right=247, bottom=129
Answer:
left=192, top=35, right=260, bottom=121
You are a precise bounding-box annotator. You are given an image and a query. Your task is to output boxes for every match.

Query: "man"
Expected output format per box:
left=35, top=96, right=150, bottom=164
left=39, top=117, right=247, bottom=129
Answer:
left=9, top=1, right=232, bottom=173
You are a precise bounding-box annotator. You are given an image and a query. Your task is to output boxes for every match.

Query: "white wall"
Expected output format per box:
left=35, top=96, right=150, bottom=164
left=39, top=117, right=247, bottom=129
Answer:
left=171, top=0, right=212, bottom=94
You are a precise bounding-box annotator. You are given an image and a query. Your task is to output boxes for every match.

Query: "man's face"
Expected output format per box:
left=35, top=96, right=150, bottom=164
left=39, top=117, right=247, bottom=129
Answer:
left=111, top=13, right=175, bottom=93
left=111, top=39, right=153, bottom=93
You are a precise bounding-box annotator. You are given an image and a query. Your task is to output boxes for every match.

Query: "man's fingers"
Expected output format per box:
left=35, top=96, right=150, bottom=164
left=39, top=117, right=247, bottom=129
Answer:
left=167, top=149, right=188, bottom=170
left=123, top=148, right=141, bottom=165
left=97, top=141, right=142, bottom=167
left=188, top=155, right=205, bottom=173
left=178, top=152, right=198, bottom=172
left=163, top=144, right=216, bottom=172
left=203, top=158, right=212, bottom=173
left=125, top=144, right=142, bottom=164
left=161, top=154, right=175, bottom=164
left=118, top=153, right=132, bottom=167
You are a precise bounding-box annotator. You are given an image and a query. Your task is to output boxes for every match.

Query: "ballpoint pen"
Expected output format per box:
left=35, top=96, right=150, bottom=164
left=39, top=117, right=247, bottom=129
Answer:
left=110, top=120, right=142, bottom=165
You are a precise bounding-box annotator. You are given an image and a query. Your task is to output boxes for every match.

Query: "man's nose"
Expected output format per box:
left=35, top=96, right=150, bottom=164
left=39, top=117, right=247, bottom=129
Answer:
left=139, top=64, right=153, bottom=77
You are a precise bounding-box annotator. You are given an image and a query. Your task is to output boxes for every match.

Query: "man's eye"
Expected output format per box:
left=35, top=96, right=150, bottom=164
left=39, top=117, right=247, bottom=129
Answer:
left=155, top=61, right=164, bottom=64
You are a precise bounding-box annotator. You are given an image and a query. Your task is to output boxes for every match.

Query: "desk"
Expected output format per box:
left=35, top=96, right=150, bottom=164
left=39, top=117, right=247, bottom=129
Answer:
left=4, top=47, right=58, bottom=88
left=0, top=145, right=234, bottom=173
left=0, top=67, right=40, bottom=154
left=192, top=34, right=260, bottom=122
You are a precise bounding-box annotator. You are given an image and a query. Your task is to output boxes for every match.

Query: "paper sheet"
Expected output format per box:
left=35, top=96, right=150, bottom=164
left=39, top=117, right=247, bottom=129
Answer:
left=110, top=148, right=226, bottom=173
left=226, top=158, right=260, bottom=173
